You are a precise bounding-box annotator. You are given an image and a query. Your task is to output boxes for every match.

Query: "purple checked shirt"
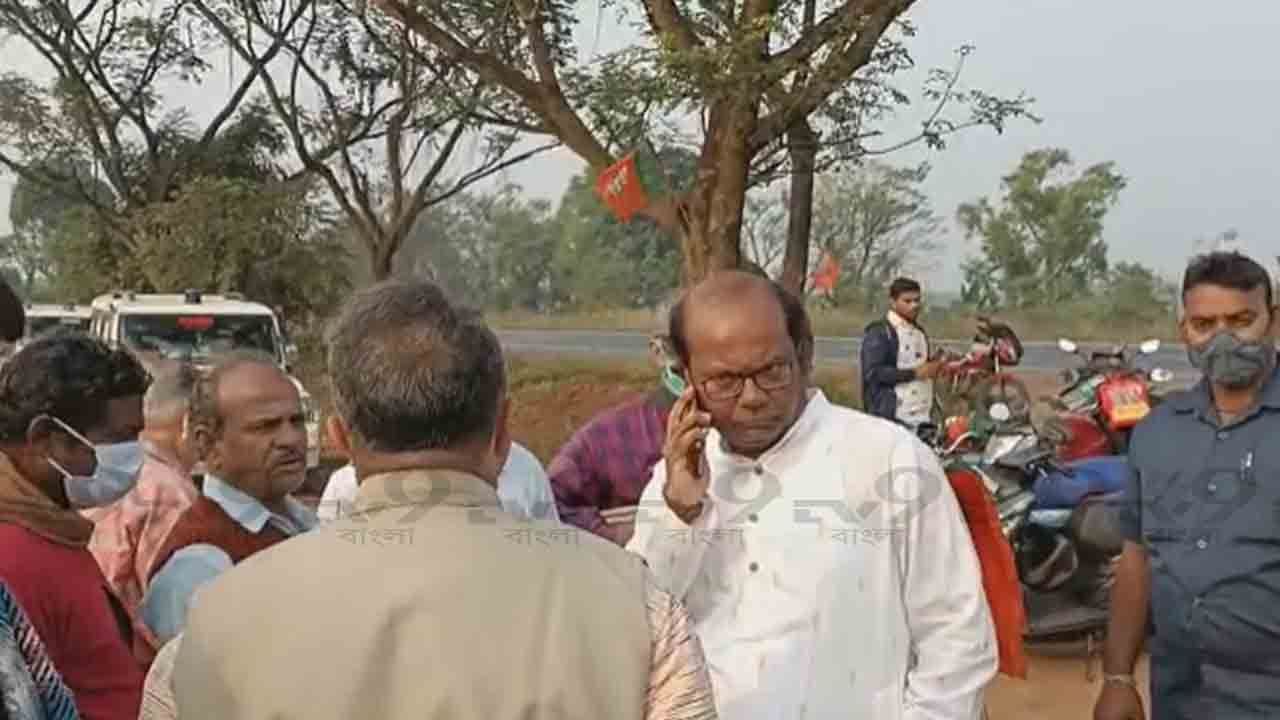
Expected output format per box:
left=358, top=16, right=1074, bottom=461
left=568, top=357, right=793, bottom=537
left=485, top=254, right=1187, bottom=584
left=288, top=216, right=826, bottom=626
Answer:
left=548, top=393, right=671, bottom=543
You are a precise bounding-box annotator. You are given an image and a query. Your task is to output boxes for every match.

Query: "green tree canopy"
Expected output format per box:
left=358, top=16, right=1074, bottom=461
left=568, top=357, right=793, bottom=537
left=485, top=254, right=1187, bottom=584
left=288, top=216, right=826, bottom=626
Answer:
left=958, top=148, right=1126, bottom=307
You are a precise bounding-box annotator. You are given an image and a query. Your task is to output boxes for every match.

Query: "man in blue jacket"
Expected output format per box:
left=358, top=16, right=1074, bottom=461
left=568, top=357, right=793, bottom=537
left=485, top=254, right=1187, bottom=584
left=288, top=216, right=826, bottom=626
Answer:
left=859, top=277, right=941, bottom=428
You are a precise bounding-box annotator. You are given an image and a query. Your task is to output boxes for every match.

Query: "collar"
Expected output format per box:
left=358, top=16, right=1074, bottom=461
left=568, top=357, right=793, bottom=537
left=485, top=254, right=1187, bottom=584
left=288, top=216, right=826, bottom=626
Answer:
left=887, top=309, right=924, bottom=333
left=708, top=389, right=831, bottom=472
left=1170, top=360, right=1280, bottom=416
left=202, top=474, right=316, bottom=535
left=352, top=468, right=501, bottom=519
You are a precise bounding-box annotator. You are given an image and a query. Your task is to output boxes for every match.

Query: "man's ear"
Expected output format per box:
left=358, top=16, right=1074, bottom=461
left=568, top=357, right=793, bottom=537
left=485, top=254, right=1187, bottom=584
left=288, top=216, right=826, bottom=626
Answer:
left=24, top=416, right=57, bottom=456
left=191, top=422, right=221, bottom=473
left=491, top=396, right=513, bottom=470
left=326, top=414, right=353, bottom=461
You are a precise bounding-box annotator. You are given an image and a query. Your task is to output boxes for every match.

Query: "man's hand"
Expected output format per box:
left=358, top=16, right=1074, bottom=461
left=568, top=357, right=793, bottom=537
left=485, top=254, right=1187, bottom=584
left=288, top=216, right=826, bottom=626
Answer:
left=1094, top=683, right=1145, bottom=720
left=663, top=387, right=711, bottom=522
left=916, top=360, right=943, bottom=379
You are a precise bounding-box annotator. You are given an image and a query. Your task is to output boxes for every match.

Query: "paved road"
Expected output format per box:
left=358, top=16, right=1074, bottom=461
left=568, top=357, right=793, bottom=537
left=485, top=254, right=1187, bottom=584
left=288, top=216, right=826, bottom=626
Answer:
left=497, top=329, right=1200, bottom=382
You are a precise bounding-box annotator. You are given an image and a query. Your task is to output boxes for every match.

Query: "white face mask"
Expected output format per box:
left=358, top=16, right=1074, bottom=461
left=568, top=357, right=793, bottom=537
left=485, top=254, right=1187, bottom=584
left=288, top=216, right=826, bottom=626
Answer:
left=44, top=417, right=145, bottom=509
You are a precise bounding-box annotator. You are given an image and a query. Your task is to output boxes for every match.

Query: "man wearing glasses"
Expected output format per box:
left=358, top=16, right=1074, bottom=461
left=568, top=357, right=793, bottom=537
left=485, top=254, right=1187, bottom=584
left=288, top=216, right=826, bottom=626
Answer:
left=629, top=271, right=996, bottom=720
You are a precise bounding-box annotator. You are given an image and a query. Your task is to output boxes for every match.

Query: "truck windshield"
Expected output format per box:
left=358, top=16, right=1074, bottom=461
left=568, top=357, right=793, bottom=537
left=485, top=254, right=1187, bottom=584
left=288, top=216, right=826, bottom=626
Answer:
left=26, top=316, right=89, bottom=336
left=120, top=313, right=279, bottom=363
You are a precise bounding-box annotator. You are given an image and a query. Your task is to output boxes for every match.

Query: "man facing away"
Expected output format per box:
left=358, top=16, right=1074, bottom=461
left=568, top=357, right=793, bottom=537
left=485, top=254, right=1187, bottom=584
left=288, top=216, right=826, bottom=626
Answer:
left=88, top=364, right=200, bottom=635
left=630, top=271, right=996, bottom=720
left=164, top=279, right=718, bottom=720
left=548, top=310, right=680, bottom=546
left=0, top=331, right=149, bottom=719
left=860, top=277, right=943, bottom=430
left=1096, top=251, right=1280, bottom=720
left=137, top=351, right=316, bottom=656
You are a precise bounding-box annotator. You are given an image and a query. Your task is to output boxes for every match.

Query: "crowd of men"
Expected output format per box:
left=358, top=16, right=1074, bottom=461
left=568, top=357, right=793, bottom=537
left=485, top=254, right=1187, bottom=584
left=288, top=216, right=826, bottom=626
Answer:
left=0, top=248, right=1275, bottom=720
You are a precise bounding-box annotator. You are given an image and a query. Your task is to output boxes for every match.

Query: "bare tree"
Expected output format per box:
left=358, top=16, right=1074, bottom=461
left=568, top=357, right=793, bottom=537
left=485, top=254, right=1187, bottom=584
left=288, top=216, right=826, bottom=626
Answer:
left=191, top=0, right=558, bottom=280
left=0, top=0, right=310, bottom=244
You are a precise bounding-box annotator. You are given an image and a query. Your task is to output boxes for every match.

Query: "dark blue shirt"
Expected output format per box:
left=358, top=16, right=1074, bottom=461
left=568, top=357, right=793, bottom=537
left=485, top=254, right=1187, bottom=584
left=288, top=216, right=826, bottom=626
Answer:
left=1120, top=363, right=1280, bottom=719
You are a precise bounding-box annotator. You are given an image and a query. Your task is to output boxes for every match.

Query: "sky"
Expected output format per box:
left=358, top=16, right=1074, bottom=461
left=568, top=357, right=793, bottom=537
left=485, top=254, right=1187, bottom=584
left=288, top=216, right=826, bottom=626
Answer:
left=3, top=0, right=1279, bottom=291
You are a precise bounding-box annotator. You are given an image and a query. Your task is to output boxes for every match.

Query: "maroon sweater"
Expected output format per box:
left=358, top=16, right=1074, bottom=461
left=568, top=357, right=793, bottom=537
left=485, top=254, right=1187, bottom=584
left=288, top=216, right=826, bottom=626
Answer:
left=0, top=523, right=143, bottom=720
left=133, top=495, right=289, bottom=665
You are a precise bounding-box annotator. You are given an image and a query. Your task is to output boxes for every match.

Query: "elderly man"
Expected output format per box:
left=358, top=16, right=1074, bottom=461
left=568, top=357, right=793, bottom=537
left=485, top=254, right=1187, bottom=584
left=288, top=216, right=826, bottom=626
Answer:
left=1096, top=252, right=1280, bottom=720
left=88, top=364, right=200, bottom=628
left=630, top=271, right=996, bottom=720
left=162, top=280, right=717, bottom=720
left=0, top=331, right=149, bottom=719
left=137, top=351, right=315, bottom=653
left=548, top=309, right=680, bottom=545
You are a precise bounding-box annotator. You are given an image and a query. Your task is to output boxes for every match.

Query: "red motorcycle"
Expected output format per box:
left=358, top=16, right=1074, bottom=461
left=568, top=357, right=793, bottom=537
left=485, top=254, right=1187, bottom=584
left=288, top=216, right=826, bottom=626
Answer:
left=1039, top=338, right=1173, bottom=461
left=933, top=319, right=1032, bottom=425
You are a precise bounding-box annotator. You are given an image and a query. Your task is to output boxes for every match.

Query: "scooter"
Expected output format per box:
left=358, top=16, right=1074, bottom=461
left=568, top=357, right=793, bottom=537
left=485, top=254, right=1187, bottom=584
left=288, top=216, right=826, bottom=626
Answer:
left=1039, top=338, right=1173, bottom=461
left=937, top=403, right=1127, bottom=651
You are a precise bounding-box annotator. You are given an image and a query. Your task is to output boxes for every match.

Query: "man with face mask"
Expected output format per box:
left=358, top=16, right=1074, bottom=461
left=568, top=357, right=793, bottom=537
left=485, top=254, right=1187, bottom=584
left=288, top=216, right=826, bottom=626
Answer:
left=1096, top=251, right=1280, bottom=720
left=0, top=331, right=150, bottom=720
left=136, top=351, right=315, bottom=656
left=87, top=363, right=200, bottom=663
left=548, top=301, right=681, bottom=546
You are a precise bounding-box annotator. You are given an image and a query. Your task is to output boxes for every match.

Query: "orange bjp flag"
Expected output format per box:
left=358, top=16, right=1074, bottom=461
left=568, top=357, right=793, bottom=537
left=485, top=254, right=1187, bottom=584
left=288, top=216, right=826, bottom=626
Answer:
left=594, top=152, right=650, bottom=222
left=811, top=252, right=840, bottom=293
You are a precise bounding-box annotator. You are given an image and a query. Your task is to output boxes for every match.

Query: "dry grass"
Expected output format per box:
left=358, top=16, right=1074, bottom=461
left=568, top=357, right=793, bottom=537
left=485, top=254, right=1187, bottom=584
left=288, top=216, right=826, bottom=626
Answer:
left=488, top=305, right=1180, bottom=343
left=304, top=352, right=1060, bottom=464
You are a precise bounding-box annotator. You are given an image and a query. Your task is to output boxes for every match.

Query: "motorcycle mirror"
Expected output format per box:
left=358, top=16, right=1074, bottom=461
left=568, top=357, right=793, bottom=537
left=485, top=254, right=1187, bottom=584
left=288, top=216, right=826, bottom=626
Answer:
left=1151, top=368, right=1173, bottom=383
left=1139, top=339, right=1161, bottom=355
left=1057, top=338, right=1078, bottom=354
left=988, top=402, right=1012, bottom=423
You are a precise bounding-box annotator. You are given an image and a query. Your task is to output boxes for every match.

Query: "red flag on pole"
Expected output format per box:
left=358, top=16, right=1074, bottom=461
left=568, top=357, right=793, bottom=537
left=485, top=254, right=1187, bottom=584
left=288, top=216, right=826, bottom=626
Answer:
left=811, top=252, right=840, bottom=293
left=594, top=152, right=650, bottom=222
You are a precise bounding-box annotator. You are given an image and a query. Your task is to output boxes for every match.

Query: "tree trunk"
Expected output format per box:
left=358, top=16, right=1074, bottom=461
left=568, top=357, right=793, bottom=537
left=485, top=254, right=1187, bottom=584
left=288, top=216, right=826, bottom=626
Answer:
left=675, top=102, right=755, bottom=285
left=780, top=121, right=818, bottom=295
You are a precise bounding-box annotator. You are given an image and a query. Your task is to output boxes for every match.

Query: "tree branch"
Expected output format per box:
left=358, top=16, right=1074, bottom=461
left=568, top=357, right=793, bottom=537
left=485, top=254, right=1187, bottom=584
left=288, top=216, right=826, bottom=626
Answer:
left=750, top=0, right=916, bottom=150
left=641, top=0, right=703, bottom=50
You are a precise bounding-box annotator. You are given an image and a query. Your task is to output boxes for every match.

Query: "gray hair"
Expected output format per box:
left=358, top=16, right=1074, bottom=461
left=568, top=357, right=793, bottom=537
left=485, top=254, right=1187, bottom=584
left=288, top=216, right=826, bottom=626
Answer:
left=143, top=363, right=198, bottom=425
left=188, top=350, right=283, bottom=438
left=325, top=279, right=506, bottom=453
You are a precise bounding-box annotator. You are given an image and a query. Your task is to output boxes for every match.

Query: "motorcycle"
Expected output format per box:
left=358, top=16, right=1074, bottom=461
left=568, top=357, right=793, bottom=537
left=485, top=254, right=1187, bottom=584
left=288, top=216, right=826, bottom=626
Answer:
left=936, top=402, right=1127, bottom=653
left=1039, top=337, right=1174, bottom=462
left=932, top=320, right=1033, bottom=425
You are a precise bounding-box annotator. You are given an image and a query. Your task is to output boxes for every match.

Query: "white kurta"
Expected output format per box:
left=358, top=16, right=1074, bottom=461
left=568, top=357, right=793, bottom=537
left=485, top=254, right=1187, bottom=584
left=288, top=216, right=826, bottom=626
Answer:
left=629, top=391, right=996, bottom=720
left=888, top=310, right=933, bottom=428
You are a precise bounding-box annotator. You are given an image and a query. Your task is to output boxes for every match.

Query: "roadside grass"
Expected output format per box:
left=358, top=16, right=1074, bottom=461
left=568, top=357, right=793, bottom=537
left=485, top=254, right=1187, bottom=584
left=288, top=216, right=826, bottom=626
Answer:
left=304, top=352, right=1060, bottom=467
left=488, top=304, right=1180, bottom=343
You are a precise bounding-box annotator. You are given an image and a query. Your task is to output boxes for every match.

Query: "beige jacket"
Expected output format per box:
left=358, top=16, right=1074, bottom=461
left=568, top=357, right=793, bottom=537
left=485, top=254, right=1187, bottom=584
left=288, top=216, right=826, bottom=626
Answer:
left=165, top=469, right=717, bottom=720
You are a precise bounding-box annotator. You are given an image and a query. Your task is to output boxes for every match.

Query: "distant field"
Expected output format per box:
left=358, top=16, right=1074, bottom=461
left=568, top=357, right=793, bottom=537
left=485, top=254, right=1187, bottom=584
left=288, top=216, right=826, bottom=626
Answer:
left=487, top=304, right=1180, bottom=343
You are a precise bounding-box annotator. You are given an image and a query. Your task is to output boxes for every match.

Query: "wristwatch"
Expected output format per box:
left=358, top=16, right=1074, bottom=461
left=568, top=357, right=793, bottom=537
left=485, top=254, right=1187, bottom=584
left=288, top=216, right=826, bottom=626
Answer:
left=1103, top=673, right=1137, bottom=690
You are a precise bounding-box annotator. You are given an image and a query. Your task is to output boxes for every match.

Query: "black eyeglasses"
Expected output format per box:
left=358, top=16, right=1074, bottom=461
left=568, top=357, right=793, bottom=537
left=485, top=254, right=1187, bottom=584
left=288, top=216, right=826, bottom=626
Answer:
left=698, top=360, right=795, bottom=401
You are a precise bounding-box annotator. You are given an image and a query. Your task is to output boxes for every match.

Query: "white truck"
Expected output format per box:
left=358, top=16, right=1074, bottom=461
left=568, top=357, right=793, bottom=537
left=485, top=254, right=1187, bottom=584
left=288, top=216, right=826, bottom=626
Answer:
left=87, top=290, right=322, bottom=469
left=21, top=303, right=91, bottom=342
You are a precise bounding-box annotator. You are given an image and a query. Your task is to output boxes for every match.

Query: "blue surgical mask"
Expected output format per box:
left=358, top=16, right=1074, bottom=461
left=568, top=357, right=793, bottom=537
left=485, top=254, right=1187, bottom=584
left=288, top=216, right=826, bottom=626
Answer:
left=44, top=417, right=144, bottom=509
